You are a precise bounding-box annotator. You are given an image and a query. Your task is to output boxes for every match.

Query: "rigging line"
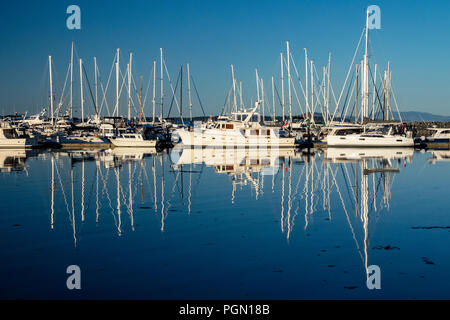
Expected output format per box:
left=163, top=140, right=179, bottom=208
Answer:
left=283, top=54, right=305, bottom=116
left=53, top=157, right=71, bottom=217
left=339, top=70, right=355, bottom=121
left=331, top=28, right=365, bottom=123
left=54, top=63, right=71, bottom=117
left=289, top=52, right=308, bottom=102
left=389, top=78, right=404, bottom=122
left=163, top=59, right=184, bottom=124
left=166, top=70, right=181, bottom=119
left=339, top=163, right=356, bottom=209
left=82, top=63, right=98, bottom=115
left=84, top=164, right=98, bottom=212
left=328, top=164, right=365, bottom=264
left=368, top=63, right=385, bottom=120
left=142, top=62, right=156, bottom=119
left=190, top=74, right=207, bottom=117
left=220, top=86, right=233, bottom=116
left=97, top=53, right=117, bottom=117
left=274, top=82, right=282, bottom=111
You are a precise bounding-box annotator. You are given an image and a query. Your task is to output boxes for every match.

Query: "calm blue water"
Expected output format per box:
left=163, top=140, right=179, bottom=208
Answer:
left=0, top=147, right=449, bottom=299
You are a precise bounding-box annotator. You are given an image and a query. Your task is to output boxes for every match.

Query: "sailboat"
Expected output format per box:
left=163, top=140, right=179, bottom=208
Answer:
left=326, top=7, right=414, bottom=147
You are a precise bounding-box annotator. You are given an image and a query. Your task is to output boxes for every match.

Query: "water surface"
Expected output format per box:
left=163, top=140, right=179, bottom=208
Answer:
left=0, top=147, right=449, bottom=299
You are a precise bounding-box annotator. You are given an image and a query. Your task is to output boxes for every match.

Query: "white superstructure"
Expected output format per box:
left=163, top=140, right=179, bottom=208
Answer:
left=174, top=104, right=295, bottom=148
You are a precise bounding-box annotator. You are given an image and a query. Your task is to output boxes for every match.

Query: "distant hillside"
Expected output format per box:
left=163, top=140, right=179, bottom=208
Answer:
left=396, top=111, right=450, bottom=122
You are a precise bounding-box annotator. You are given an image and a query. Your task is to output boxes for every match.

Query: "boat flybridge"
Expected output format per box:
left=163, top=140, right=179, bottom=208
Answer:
left=174, top=102, right=296, bottom=147
left=0, top=121, right=39, bottom=148
left=326, top=125, right=414, bottom=147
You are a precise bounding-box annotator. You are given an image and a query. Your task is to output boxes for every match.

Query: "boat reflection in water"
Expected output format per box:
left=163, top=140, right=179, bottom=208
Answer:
left=170, top=146, right=299, bottom=202
left=426, top=149, right=450, bottom=164
left=47, top=147, right=161, bottom=246
left=8, top=144, right=432, bottom=293
left=319, top=147, right=413, bottom=283
left=0, top=149, right=30, bottom=173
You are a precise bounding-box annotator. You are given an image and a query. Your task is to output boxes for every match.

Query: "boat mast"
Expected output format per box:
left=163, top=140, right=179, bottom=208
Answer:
left=255, top=68, right=260, bottom=102
left=152, top=60, right=156, bottom=123
left=310, top=60, right=314, bottom=124
left=139, top=75, right=143, bottom=123
left=94, top=56, right=98, bottom=117
left=362, top=7, right=370, bottom=121
left=286, top=41, right=292, bottom=124
left=127, top=52, right=133, bottom=121
left=304, top=48, right=309, bottom=120
left=280, top=52, right=285, bottom=122
left=372, top=64, right=377, bottom=120
left=70, top=42, right=74, bottom=119
left=239, top=81, right=244, bottom=110
left=160, top=48, right=164, bottom=121
left=261, top=78, right=265, bottom=122
left=386, top=62, right=391, bottom=121
left=231, top=64, right=237, bottom=112
left=49, top=55, right=54, bottom=126
left=272, top=76, right=276, bottom=121
left=355, top=64, right=359, bottom=123
left=187, top=63, right=192, bottom=121
left=79, top=58, right=84, bottom=123
left=327, top=53, right=331, bottom=124
left=180, top=65, right=183, bottom=120
left=115, top=48, right=120, bottom=117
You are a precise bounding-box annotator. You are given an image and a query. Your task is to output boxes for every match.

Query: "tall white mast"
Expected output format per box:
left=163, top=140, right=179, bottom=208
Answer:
left=49, top=55, right=54, bottom=126
left=239, top=81, right=243, bottom=110
left=323, top=66, right=326, bottom=122
left=361, top=60, right=364, bottom=123
left=362, top=7, right=370, bottom=120
left=327, top=53, right=331, bottom=124
left=386, top=61, right=391, bottom=121
left=231, top=64, right=237, bottom=112
left=310, top=60, right=314, bottom=124
left=280, top=52, right=285, bottom=122
left=272, top=76, right=276, bottom=121
left=94, top=56, right=98, bottom=115
left=115, top=48, right=120, bottom=117
left=187, top=63, right=192, bottom=121
left=70, top=42, right=74, bottom=119
left=261, top=78, right=265, bottom=122
left=152, top=60, right=156, bottom=123
left=160, top=48, right=164, bottom=120
left=255, top=68, right=260, bottom=102
left=79, top=58, right=84, bottom=123
left=286, top=41, right=292, bottom=124
left=127, top=52, right=133, bottom=120
left=304, top=48, right=309, bottom=119
left=372, top=64, right=377, bottom=120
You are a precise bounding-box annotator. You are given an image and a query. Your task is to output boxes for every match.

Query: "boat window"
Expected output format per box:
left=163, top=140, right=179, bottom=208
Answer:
left=440, top=130, right=450, bottom=135
left=226, top=124, right=234, bottom=130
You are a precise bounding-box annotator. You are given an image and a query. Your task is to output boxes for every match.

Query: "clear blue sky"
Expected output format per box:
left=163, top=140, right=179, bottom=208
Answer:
left=1, top=0, right=450, bottom=117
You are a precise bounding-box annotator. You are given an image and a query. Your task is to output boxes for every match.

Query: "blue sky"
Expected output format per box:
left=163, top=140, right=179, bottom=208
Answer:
left=1, top=0, right=450, bottom=117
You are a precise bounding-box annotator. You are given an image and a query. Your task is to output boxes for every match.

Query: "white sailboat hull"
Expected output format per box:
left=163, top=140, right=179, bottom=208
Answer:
left=327, top=134, right=414, bottom=147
